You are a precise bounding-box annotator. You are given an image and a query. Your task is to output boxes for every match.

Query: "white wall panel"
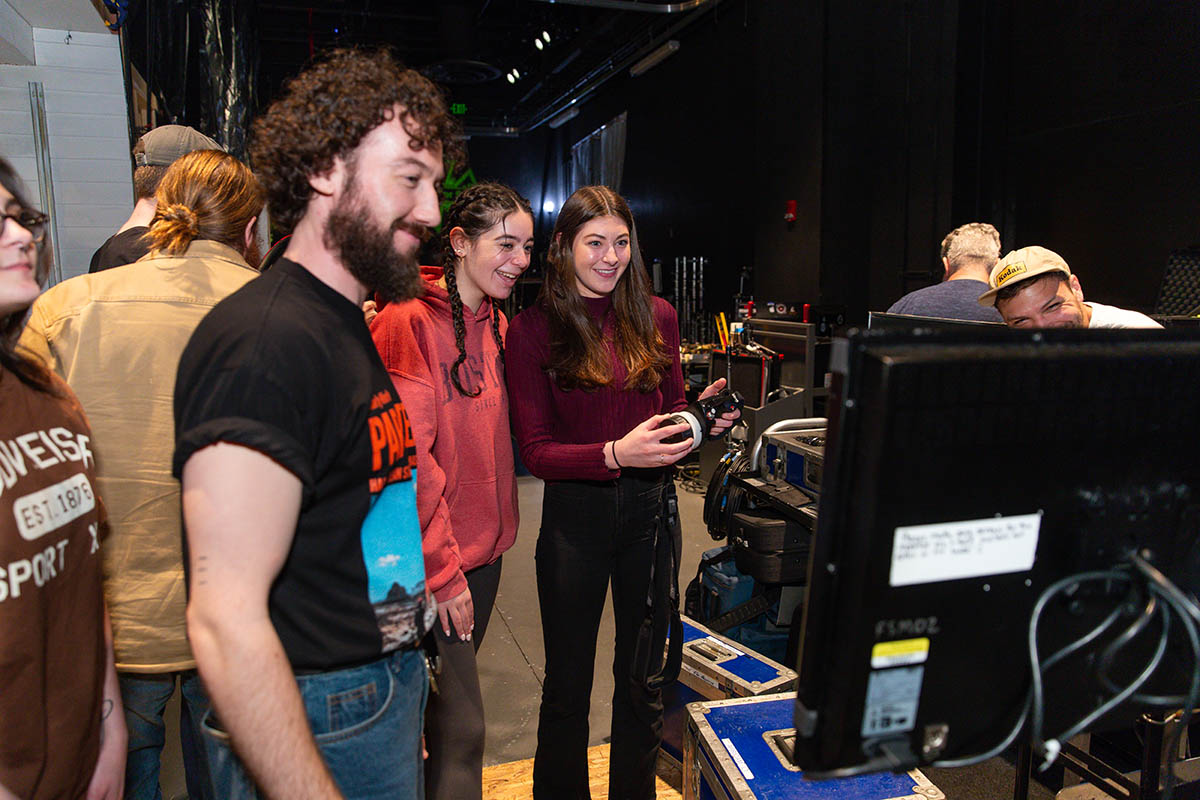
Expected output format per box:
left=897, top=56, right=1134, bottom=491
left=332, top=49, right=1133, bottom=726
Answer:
left=54, top=181, right=129, bottom=205
left=0, top=25, right=130, bottom=281
left=46, top=156, right=128, bottom=183
left=0, top=66, right=122, bottom=94
left=54, top=203, right=129, bottom=227
left=56, top=248, right=93, bottom=275
left=45, top=89, right=125, bottom=117
left=0, top=108, right=35, bottom=135
left=33, top=111, right=125, bottom=139
left=0, top=0, right=35, bottom=66
left=33, top=133, right=126, bottom=161
left=0, top=131, right=34, bottom=156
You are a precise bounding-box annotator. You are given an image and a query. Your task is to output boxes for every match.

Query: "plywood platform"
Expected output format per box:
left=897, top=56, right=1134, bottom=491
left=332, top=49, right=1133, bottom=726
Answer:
left=482, top=744, right=682, bottom=799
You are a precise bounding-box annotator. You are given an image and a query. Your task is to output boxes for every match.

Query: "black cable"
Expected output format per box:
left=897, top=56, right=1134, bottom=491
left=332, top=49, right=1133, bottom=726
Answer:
left=1046, top=594, right=1132, bottom=672
left=1055, top=601, right=1169, bottom=743
left=1132, top=552, right=1200, bottom=628
left=677, top=462, right=707, bottom=494
left=1092, top=593, right=1161, bottom=695
left=933, top=581, right=1134, bottom=769
left=1130, top=553, right=1200, bottom=800
left=1096, top=600, right=1193, bottom=706
left=1028, top=570, right=1134, bottom=758
left=702, top=450, right=749, bottom=540
left=937, top=559, right=1200, bottom=779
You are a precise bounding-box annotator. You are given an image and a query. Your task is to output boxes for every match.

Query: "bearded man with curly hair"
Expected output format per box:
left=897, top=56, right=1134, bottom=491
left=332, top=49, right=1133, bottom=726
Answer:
left=172, top=48, right=464, bottom=799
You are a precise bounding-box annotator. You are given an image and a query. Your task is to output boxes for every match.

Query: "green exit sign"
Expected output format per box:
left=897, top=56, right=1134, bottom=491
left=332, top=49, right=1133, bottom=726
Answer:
left=451, top=103, right=467, bottom=115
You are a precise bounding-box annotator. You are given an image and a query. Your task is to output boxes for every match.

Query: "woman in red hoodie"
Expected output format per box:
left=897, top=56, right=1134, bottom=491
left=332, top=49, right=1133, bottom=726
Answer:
left=370, top=182, right=533, bottom=800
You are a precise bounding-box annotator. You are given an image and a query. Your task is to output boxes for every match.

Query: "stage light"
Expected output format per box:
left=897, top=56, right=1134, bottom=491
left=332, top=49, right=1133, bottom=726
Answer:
left=542, top=31, right=551, bottom=43
left=543, top=199, right=556, bottom=213
left=507, top=73, right=515, bottom=84
left=535, top=38, right=544, bottom=50
left=513, top=68, right=520, bottom=79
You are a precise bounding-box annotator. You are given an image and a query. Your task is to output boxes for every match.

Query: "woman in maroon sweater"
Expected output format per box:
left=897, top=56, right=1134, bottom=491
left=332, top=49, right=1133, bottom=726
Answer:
left=506, top=185, right=733, bottom=799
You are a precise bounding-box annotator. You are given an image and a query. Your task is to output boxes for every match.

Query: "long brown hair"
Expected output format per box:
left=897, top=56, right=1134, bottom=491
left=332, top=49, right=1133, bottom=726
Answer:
left=146, top=149, right=264, bottom=256
left=438, top=182, right=532, bottom=397
left=1, top=157, right=56, bottom=394
left=540, top=185, right=670, bottom=392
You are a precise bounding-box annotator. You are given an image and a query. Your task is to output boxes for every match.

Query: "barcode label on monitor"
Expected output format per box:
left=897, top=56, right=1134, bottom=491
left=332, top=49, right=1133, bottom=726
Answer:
left=861, top=666, right=923, bottom=737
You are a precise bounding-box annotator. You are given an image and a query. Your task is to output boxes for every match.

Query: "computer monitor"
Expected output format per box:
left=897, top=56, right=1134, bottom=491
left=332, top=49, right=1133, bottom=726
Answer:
left=793, top=327, right=1200, bottom=777
left=867, top=310, right=1006, bottom=332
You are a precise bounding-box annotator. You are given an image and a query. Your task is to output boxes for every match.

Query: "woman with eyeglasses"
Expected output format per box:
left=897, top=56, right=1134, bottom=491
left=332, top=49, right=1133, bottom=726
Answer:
left=0, top=157, right=126, bottom=799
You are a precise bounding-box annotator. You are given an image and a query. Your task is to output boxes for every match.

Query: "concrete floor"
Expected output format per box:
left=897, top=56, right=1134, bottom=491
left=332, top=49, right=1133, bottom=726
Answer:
left=479, top=474, right=717, bottom=766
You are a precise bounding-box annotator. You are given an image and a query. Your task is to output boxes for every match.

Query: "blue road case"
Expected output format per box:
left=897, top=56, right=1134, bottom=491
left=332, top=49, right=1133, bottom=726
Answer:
left=683, top=693, right=944, bottom=800
left=662, top=615, right=796, bottom=772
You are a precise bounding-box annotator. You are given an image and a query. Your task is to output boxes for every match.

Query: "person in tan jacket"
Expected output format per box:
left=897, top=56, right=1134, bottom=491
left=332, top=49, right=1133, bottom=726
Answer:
left=19, top=149, right=263, bottom=800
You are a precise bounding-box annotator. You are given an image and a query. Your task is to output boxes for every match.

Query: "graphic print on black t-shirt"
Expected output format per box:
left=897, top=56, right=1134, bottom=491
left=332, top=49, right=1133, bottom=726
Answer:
left=362, top=388, right=427, bottom=649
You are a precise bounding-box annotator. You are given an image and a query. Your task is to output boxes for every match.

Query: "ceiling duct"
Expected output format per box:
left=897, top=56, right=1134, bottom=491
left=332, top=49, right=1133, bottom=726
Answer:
left=423, top=0, right=502, bottom=85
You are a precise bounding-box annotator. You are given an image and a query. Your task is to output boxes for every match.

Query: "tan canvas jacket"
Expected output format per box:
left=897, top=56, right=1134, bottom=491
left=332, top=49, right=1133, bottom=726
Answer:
left=18, top=240, right=258, bottom=671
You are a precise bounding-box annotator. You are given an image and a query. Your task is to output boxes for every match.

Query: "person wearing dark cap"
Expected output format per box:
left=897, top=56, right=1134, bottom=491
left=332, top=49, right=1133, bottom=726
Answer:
left=979, top=245, right=1162, bottom=329
left=88, top=124, right=222, bottom=274
left=886, top=222, right=1003, bottom=322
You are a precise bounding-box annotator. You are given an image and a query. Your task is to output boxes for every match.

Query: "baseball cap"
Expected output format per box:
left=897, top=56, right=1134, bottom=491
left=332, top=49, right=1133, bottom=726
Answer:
left=978, top=245, right=1072, bottom=306
left=133, top=125, right=223, bottom=167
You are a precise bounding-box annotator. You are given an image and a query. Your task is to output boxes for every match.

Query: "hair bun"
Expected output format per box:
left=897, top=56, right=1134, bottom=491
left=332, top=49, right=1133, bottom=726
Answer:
left=160, top=203, right=200, bottom=237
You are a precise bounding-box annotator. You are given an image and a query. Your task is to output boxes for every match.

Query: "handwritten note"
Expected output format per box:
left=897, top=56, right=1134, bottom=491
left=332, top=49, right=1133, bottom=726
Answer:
left=889, top=513, right=1040, bottom=586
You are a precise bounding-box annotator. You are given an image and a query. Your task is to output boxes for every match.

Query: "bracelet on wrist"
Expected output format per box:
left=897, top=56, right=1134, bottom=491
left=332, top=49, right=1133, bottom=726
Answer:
left=611, top=440, right=624, bottom=469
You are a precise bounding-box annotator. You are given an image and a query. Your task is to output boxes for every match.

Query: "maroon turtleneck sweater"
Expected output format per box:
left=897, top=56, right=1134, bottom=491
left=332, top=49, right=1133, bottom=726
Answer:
left=505, top=294, right=686, bottom=482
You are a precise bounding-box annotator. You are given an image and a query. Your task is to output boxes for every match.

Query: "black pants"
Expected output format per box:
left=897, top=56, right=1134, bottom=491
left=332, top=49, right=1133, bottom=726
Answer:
left=533, top=471, right=667, bottom=800
left=425, top=557, right=503, bottom=800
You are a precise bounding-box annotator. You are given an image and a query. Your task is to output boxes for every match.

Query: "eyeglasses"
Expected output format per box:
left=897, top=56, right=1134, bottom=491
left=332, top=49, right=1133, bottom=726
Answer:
left=1, top=208, right=49, bottom=245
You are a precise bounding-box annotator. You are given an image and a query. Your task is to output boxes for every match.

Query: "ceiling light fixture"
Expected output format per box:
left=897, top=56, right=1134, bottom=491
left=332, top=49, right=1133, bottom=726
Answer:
left=629, top=39, right=680, bottom=77
left=542, top=31, right=551, bottom=42
left=535, top=38, right=545, bottom=50
left=513, top=68, right=520, bottom=79
left=507, top=73, right=516, bottom=84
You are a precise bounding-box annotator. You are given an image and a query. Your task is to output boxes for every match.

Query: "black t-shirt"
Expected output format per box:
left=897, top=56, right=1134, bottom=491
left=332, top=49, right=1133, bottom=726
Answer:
left=89, top=227, right=151, bottom=273
left=173, top=258, right=431, bottom=670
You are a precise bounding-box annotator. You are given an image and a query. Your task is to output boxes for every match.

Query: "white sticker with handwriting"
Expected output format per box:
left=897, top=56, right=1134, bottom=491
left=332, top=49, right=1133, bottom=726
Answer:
left=890, top=513, right=1040, bottom=586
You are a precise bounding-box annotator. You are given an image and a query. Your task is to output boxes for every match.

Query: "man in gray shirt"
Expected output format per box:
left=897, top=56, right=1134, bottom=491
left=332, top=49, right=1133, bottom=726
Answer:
left=886, top=222, right=1004, bottom=322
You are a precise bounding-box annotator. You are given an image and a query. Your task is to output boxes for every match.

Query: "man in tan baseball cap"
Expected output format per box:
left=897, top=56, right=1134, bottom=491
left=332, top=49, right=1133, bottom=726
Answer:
left=978, top=245, right=1161, bottom=329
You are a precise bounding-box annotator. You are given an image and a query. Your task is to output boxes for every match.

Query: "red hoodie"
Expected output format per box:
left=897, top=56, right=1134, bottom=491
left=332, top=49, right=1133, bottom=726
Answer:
left=370, top=266, right=519, bottom=602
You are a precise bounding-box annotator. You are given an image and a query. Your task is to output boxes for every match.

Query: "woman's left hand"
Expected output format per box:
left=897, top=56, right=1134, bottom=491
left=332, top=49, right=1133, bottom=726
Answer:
left=698, top=377, right=741, bottom=437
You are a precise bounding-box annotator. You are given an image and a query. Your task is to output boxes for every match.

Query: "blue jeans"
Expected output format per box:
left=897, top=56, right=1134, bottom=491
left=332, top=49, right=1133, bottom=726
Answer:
left=120, top=670, right=216, bottom=800
left=201, top=648, right=429, bottom=799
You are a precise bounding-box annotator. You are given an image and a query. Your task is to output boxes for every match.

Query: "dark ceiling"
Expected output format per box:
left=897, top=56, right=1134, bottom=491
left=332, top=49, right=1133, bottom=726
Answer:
left=254, top=0, right=723, bottom=134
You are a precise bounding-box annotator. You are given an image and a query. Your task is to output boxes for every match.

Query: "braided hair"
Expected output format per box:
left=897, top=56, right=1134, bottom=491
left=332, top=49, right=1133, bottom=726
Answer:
left=439, top=182, right=533, bottom=398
